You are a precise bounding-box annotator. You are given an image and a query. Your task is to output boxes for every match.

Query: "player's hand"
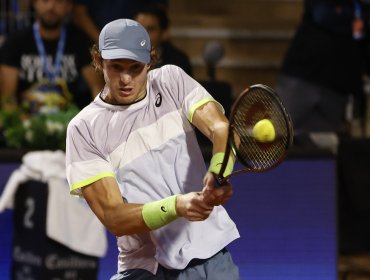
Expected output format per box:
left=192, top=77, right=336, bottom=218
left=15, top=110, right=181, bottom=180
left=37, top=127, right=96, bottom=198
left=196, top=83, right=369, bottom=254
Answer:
left=202, top=172, right=233, bottom=206
left=176, top=192, right=214, bottom=221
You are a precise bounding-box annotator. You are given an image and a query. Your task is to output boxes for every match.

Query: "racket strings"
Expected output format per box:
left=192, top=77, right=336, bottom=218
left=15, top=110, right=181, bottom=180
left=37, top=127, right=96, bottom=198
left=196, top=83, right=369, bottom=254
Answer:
left=231, top=88, right=291, bottom=170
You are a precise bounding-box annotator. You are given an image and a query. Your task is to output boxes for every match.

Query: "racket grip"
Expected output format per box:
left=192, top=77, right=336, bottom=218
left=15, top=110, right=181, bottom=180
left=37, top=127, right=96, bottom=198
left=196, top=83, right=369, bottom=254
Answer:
left=214, top=173, right=229, bottom=187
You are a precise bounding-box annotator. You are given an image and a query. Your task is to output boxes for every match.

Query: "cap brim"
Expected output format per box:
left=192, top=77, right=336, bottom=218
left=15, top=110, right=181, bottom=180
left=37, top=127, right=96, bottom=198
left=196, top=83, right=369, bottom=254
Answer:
left=101, top=49, right=150, bottom=64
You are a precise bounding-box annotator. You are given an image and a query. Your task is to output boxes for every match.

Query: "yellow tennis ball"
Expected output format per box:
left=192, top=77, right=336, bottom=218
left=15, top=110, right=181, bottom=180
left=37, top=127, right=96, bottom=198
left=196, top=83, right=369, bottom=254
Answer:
left=252, top=119, right=276, bottom=142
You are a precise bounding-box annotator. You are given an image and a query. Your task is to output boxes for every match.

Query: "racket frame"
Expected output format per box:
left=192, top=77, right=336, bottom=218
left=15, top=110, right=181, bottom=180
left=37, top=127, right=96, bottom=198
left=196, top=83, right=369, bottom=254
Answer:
left=216, top=84, right=293, bottom=184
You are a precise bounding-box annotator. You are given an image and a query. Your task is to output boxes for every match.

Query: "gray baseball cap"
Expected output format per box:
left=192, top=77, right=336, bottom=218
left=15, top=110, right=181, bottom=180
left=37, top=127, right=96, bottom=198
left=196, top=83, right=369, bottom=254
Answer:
left=99, top=19, right=151, bottom=64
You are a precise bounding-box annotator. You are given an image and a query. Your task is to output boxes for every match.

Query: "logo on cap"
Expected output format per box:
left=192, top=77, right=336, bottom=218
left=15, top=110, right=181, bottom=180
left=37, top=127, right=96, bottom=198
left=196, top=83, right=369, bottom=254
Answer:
left=141, top=40, right=146, bottom=46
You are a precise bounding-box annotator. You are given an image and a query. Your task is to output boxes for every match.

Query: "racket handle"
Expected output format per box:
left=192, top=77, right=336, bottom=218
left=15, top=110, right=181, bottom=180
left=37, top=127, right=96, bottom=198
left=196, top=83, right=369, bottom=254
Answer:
left=214, top=173, right=229, bottom=187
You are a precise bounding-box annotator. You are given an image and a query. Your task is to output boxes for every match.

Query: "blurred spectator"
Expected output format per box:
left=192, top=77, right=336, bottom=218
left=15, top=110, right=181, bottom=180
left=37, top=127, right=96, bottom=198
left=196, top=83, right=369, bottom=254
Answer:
left=0, top=0, right=32, bottom=40
left=72, top=0, right=168, bottom=43
left=0, top=0, right=104, bottom=114
left=275, top=0, right=370, bottom=143
left=134, top=5, right=193, bottom=76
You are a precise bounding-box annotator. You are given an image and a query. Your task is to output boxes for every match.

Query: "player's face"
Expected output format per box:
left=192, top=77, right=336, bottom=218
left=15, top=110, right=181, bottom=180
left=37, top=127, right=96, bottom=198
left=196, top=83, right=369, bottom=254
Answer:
left=102, top=59, right=150, bottom=105
left=34, top=0, right=72, bottom=30
left=135, top=13, right=164, bottom=49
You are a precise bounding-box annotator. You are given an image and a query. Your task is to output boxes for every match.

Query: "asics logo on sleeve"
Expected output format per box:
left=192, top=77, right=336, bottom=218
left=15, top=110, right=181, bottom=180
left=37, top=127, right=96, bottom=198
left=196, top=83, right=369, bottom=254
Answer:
left=155, top=92, right=162, bottom=107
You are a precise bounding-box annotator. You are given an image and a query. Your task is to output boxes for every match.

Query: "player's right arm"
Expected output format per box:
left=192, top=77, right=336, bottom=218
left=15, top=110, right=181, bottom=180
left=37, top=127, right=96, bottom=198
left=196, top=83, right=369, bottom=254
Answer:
left=81, top=176, right=215, bottom=237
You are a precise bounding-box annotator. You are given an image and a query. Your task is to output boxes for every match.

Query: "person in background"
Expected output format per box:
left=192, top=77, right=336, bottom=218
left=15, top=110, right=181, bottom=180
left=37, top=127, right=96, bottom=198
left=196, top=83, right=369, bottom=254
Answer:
left=134, top=5, right=193, bottom=76
left=0, top=0, right=104, bottom=114
left=275, top=0, right=370, bottom=144
left=66, top=19, right=240, bottom=280
left=72, top=0, right=168, bottom=43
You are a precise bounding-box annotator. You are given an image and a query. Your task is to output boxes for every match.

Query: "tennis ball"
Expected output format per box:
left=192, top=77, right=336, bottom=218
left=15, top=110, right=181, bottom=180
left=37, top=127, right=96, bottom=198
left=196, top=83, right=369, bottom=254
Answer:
left=252, top=119, right=276, bottom=142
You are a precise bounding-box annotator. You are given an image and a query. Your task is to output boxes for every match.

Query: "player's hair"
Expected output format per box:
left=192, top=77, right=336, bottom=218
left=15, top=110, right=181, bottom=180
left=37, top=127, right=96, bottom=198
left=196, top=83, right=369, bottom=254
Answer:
left=90, top=44, right=159, bottom=72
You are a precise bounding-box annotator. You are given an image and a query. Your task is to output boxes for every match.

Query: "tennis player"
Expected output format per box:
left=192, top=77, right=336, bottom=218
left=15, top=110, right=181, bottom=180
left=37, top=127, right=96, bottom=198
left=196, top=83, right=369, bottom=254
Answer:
left=65, top=19, right=240, bottom=280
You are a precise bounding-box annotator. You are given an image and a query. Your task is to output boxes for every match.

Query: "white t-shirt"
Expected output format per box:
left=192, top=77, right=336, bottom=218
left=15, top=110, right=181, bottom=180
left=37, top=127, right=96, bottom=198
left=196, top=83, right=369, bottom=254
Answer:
left=66, top=65, right=239, bottom=274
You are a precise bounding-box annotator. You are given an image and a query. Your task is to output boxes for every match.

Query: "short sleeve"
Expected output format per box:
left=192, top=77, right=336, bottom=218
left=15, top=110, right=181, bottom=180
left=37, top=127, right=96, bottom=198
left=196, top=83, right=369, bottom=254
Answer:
left=168, top=65, right=225, bottom=122
left=66, top=118, right=115, bottom=196
left=161, top=65, right=224, bottom=123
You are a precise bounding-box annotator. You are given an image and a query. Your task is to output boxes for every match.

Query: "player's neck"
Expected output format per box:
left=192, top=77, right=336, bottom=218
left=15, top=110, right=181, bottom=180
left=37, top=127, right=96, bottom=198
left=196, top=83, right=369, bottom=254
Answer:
left=100, top=87, right=117, bottom=105
left=37, top=22, right=63, bottom=40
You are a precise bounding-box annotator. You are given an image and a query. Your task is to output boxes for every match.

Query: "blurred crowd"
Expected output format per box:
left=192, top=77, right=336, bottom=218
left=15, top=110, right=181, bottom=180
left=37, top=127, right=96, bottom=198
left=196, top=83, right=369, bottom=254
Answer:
left=276, top=0, right=370, bottom=146
left=0, top=0, right=192, bottom=112
left=2, top=0, right=370, bottom=150
left=0, top=0, right=193, bottom=149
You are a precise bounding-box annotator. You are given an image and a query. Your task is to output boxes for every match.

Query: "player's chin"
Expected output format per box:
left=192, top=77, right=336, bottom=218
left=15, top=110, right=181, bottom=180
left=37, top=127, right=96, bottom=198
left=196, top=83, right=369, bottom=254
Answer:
left=118, top=89, right=133, bottom=98
left=115, top=93, right=135, bottom=105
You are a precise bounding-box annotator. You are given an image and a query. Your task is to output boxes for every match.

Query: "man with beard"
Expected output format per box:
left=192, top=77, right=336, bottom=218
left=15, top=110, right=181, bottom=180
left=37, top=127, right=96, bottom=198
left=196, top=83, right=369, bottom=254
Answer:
left=0, top=0, right=104, bottom=114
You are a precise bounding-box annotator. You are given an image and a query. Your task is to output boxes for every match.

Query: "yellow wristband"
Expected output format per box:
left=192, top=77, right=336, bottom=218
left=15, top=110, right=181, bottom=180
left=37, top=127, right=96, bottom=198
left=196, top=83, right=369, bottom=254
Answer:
left=208, top=152, right=234, bottom=178
left=142, top=195, right=178, bottom=230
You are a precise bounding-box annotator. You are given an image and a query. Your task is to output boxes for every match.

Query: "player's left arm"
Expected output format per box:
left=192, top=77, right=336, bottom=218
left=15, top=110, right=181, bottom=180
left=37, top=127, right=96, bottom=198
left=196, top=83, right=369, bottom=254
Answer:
left=192, top=101, right=234, bottom=205
left=192, top=101, right=229, bottom=154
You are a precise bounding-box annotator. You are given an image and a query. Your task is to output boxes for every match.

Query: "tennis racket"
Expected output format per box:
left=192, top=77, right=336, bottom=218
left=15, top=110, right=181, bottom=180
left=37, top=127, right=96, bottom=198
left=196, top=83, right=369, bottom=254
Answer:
left=216, top=84, right=293, bottom=185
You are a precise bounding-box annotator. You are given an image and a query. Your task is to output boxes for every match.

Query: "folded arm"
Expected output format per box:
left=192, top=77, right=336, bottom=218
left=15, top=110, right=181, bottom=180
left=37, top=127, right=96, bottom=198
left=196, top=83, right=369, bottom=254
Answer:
left=81, top=176, right=215, bottom=236
left=192, top=100, right=234, bottom=205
